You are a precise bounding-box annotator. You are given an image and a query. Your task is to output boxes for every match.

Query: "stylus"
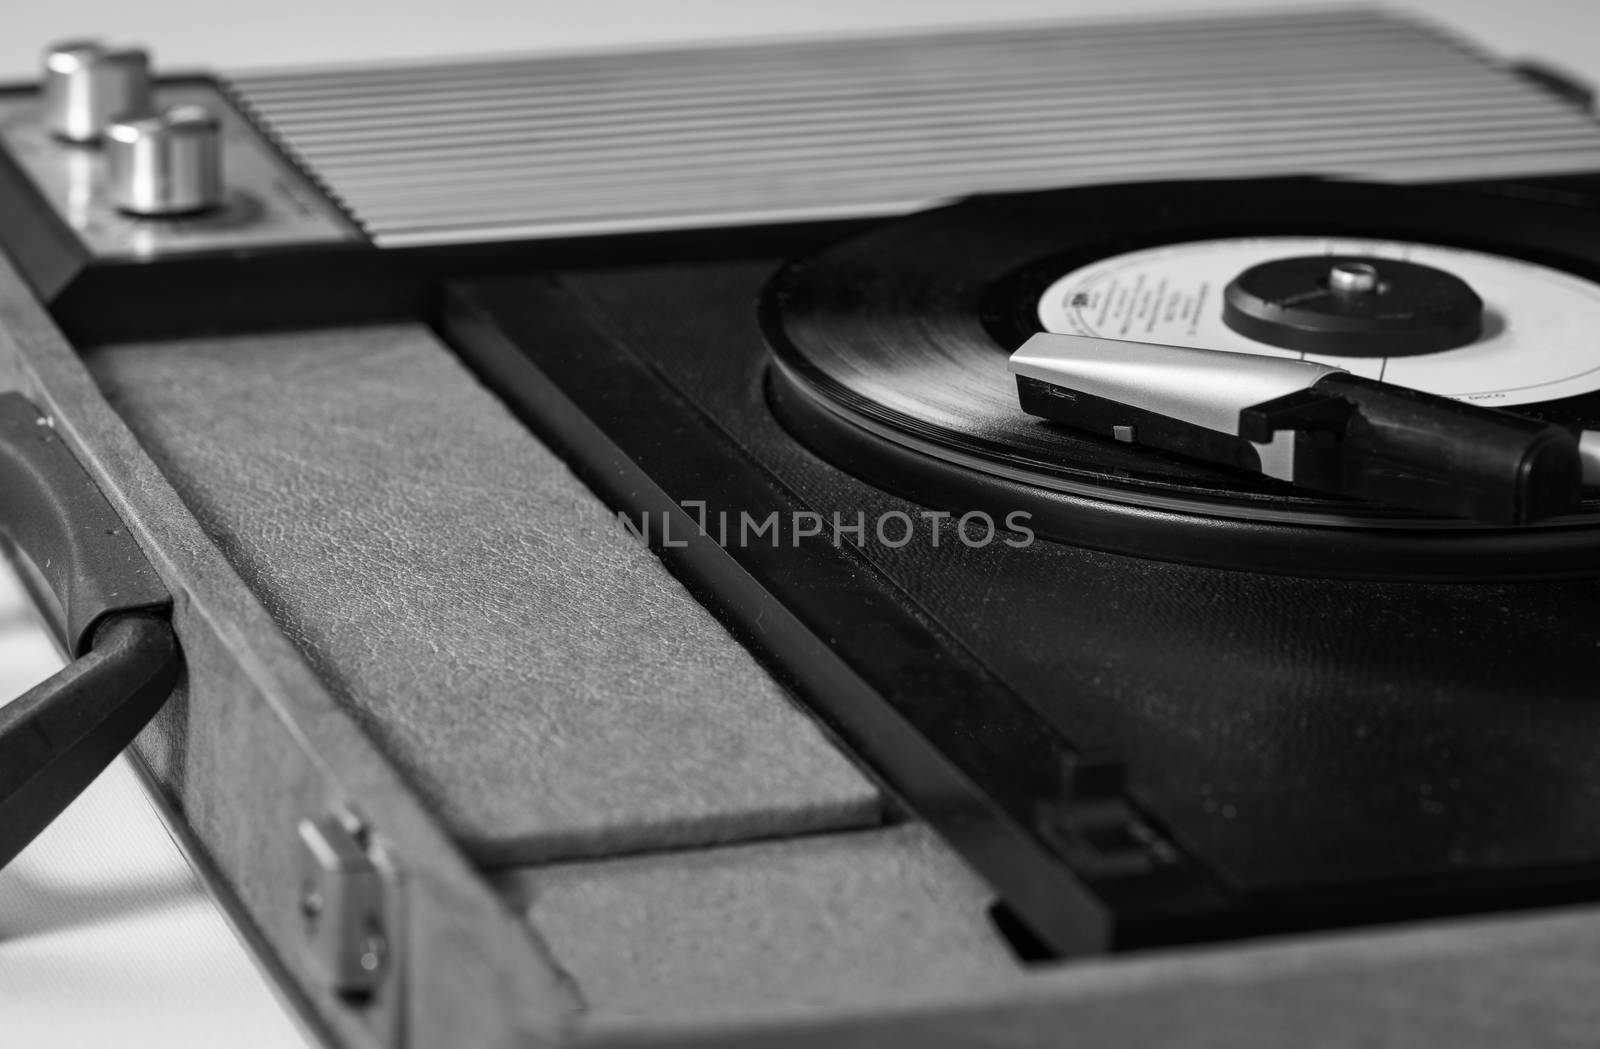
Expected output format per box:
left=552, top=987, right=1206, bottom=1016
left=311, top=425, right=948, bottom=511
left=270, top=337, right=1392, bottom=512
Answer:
left=1009, top=333, right=1582, bottom=525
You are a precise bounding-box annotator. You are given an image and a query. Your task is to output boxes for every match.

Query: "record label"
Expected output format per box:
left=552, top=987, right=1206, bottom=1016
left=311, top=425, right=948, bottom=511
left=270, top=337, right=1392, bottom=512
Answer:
left=1036, top=237, right=1600, bottom=406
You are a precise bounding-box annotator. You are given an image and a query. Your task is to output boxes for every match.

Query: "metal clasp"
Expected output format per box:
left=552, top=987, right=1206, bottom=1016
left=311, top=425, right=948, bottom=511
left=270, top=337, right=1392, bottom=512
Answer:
left=296, top=809, right=394, bottom=1001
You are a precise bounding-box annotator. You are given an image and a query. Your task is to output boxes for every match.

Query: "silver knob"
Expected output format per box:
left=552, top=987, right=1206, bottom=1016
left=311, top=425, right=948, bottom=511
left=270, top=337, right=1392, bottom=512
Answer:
left=42, top=40, right=152, bottom=144
left=106, top=105, right=224, bottom=216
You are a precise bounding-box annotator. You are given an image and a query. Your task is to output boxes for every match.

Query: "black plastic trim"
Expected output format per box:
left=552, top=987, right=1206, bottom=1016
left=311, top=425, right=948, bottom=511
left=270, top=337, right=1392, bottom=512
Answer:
left=0, top=392, right=179, bottom=870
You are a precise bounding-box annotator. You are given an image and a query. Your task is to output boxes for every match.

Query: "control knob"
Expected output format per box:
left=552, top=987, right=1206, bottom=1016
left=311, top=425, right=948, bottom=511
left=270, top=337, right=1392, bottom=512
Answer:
left=42, top=41, right=152, bottom=143
left=106, top=105, right=224, bottom=216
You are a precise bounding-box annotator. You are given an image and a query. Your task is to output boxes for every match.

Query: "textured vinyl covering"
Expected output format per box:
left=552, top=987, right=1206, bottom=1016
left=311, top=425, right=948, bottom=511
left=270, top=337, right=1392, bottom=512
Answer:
left=84, top=325, right=880, bottom=864
left=502, top=824, right=1019, bottom=1020
left=227, top=9, right=1600, bottom=247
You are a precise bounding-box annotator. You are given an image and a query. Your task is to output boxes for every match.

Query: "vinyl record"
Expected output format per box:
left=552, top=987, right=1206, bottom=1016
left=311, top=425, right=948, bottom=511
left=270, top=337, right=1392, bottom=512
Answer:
left=759, top=177, right=1600, bottom=578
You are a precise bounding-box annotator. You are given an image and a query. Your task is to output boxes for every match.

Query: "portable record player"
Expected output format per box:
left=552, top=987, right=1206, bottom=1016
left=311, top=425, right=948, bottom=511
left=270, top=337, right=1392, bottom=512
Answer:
left=5, top=8, right=1600, bottom=1047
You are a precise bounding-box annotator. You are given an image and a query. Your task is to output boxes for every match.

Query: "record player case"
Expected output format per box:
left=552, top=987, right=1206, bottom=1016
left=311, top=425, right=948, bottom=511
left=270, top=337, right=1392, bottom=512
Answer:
left=4, top=9, right=1600, bottom=1048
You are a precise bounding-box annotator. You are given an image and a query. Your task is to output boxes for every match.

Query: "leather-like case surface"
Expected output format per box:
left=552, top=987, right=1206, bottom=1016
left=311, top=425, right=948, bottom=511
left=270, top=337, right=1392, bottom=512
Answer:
left=502, top=824, right=1019, bottom=1020
left=84, top=324, right=880, bottom=865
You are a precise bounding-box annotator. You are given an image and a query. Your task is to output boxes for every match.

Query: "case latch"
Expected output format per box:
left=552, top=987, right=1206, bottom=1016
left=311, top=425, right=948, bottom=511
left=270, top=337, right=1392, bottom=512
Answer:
left=296, top=810, right=396, bottom=1001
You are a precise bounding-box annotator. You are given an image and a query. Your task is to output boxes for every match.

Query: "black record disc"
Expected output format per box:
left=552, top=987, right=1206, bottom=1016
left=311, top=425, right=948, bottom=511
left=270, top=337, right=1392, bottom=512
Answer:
left=757, top=177, right=1600, bottom=579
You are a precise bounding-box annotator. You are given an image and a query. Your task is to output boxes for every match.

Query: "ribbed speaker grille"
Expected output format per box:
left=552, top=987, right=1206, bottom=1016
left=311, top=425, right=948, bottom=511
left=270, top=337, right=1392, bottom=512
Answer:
left=227, top=10, right=1600, bottom=247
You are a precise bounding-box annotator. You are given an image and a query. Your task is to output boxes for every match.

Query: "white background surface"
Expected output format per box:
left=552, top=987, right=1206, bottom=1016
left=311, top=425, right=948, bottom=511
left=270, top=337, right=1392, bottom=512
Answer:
left=2, top=1, right=1600, bottom=1046
left=0, top=562, right=315, bottom=1048
left=0, top=1, right=1593, bottom=86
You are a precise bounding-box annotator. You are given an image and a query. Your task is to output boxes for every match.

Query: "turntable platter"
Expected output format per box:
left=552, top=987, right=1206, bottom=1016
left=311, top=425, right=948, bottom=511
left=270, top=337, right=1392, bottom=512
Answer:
left=759, top=177, right=1600, bottom=577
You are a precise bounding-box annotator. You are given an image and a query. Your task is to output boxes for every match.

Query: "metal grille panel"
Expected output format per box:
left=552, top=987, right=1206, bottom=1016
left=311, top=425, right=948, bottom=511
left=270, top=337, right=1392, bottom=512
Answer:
left=227, top=11, right=1600, bottom=247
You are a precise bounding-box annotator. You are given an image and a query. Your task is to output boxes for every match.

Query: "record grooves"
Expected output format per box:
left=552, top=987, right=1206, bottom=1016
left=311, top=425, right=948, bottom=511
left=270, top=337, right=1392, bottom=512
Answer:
left=761, top=177, right=1600, bottom=578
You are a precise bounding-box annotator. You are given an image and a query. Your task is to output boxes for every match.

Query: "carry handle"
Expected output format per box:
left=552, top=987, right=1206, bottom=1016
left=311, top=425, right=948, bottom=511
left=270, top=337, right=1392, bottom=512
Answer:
left=0, top=392, right=178, bottom=869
